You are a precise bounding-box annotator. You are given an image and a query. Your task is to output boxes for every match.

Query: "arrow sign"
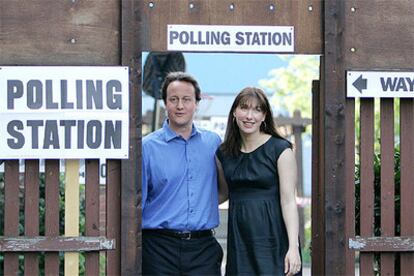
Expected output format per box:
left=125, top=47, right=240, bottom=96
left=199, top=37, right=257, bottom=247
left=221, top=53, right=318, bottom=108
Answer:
left=347, top=71, right=414, bottom=98
left=352, top=74, right=367, bottom=93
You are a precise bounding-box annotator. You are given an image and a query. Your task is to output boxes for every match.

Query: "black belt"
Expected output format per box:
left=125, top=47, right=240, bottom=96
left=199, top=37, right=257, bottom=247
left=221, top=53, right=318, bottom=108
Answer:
left=143, top=229, right=214, bottom=240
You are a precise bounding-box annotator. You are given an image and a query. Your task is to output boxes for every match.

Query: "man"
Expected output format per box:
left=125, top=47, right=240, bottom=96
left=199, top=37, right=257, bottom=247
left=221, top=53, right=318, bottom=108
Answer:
left=142, top=71, right=223, bottom=275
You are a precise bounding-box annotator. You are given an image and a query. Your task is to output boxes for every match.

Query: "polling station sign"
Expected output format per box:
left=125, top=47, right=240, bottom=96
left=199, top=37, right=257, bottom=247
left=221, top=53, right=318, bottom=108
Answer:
left=0, top=66, right=129, bottom=159
left=167, top=25, right=294, bottom=52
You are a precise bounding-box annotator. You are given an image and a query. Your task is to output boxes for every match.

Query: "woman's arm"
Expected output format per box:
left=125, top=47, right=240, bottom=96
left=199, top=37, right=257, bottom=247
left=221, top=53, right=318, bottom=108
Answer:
left=215, top=156, right=229, bottom=204
left=278, top=148, right=301, bottom=275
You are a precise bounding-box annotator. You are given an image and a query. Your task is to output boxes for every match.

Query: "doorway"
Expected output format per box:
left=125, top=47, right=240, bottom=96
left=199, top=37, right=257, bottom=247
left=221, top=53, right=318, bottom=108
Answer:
left=141, top=51, right=319, bottom=274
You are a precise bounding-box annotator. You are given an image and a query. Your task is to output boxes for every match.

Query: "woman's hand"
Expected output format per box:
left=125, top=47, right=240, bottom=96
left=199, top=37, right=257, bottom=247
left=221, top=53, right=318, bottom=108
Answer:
left=284, top=247, right=301, bottom=275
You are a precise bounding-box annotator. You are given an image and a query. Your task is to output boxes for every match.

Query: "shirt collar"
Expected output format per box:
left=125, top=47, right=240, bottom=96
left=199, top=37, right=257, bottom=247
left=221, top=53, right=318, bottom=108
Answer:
left=162, top=120, right=200, bottom=142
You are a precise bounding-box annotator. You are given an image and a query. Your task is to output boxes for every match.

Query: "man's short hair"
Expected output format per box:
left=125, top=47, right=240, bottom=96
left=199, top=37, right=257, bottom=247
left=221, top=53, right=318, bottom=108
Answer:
left=161, top=71, right=201, bottom=103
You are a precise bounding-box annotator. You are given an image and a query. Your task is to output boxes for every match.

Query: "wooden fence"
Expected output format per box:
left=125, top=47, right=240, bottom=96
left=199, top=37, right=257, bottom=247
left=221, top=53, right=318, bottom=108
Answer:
left=347, top=98, right=414, bottom=274
left=0, top=0, right=141, bottom=274
left=0, top=159, right=121, bottom=275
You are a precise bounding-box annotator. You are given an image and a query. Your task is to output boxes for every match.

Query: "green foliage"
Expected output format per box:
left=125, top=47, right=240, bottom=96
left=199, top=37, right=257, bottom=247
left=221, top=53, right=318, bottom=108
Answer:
left=302, top=205, right=312, bottom=265
left=259, top=55, right=319, bottom=119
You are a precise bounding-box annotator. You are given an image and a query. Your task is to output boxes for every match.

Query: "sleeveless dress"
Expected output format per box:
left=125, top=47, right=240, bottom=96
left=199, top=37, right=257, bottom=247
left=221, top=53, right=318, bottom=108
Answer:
left=217, top=136, right=302, bottom=276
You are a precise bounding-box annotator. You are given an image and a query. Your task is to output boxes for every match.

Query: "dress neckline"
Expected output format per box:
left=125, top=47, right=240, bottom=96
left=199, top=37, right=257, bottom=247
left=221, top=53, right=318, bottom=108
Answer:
left=240, top=136, right=272, bottom=154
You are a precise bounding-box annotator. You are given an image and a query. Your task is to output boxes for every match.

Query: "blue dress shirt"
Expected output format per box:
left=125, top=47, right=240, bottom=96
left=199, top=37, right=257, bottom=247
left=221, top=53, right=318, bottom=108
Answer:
left=142, top=120, right=221, bottom=231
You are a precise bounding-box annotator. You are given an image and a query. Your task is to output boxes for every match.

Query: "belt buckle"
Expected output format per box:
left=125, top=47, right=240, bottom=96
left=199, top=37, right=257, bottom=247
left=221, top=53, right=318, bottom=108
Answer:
left=181, top=231, right=192, bottom=240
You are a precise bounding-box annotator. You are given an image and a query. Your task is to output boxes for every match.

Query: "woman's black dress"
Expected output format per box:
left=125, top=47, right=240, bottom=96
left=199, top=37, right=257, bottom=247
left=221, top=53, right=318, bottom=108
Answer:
left=217, top=136, right=302, bottom=276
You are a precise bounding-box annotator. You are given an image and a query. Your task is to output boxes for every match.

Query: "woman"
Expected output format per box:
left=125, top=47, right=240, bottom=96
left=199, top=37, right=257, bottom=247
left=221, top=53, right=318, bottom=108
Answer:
left=216, top=87, right=302, bottom=276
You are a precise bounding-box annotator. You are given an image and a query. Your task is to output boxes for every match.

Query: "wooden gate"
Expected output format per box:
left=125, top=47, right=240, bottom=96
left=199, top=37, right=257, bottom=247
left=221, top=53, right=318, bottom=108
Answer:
left=323, top=0, right=414, bottom=275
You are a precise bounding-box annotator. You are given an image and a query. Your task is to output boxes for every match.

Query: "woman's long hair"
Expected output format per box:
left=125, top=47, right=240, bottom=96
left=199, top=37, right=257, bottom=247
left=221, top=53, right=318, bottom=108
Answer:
left=220, top=87, right=291, bottom=157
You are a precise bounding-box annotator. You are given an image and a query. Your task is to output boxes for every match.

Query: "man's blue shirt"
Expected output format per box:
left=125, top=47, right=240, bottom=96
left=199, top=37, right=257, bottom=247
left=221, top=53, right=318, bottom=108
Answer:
left=142, top=121, right=221, bottom=231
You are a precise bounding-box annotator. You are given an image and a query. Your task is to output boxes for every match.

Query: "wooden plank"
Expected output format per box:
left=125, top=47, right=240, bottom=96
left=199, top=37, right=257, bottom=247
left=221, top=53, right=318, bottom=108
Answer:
left=323, top=1, right=348, bottom=274
left=44, top=159, right=60, bottom=275
left=344, top=0, right=414, bottom=69
left=400, top=99, right=414, bottom=274
left=292, top=118, right=305, bottom=248
left=106, top=160, right=121, bottom=275
left=0, top=0, right=120, bottom=65
left=311, top=78, right=325, bottom=275
left=380, top=99, right=395, bottom=275
left=359, top=99, right=375, bottom=275
left=349, top=237, right=414, bottom=252
left=121, top=0, right=143, bottom=274
left=345, top=98, right=356, bottom=275
left=4, top=160, right=20, bottom=275
left=85, top=159, right=100, bottom=275
left=141, top=0, right=322, bottom=54
left=0, top=237, right=115, bottom=252
left=64, top=160, right=80, bottom=276
left=24, top=160, right=40, bottom=276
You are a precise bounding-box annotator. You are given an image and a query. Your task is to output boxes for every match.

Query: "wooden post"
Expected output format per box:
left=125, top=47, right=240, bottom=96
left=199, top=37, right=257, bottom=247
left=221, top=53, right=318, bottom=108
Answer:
left=292, top=110, right=305, bottom=249
left=45, top=160, right=60, bottom=275
left=400, top=99, right=414, bottom=274
left=65, top=160, right=80, bottom=276
left=24, top=160, right=40, bottom=276
left=324, top=1, right=348, bottom=274
left=4, top=160, right=20, bottom=275
left=311, top=79, right=326, bottom=275
left=380, top=99, right=395, bottom=274
left=85, top=160, right=100, bottom=275
left=121, top=0, right=142, bottom=274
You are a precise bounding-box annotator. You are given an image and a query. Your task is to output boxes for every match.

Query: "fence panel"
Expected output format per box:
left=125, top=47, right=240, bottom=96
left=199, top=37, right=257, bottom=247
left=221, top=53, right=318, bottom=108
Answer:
left=349, top=98, right=414, bottom=274
left=400, top=99, right=414, bottom=274
left=380, top=99, right=395, bottom=275
left=4, top=161, right=20, bottom=275
left=24, top=160, right=40, bottom=275
left=1, top=160, right=117, bottom=275
left=359, top=99, right=375, bottom=275
left=345, top=98, right=355, bottom=275
left=106, top=160, right=121, bottom=275
left=44, top=160, right=60, bottom=275
left=85, top=160, right=100, bottom=275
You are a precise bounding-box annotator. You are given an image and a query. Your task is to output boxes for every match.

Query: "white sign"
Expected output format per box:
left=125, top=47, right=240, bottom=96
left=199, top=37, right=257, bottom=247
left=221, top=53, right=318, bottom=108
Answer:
left=167, top=24, right=294, bottom=52
left=0, top=66, right=129, bottom=159
left=347, top=71, right=414, bottom=98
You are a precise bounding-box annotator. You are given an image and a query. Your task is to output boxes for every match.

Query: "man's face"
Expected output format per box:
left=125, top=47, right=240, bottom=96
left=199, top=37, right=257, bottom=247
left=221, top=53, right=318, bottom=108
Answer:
left=165, top=80, right=198, bottom=131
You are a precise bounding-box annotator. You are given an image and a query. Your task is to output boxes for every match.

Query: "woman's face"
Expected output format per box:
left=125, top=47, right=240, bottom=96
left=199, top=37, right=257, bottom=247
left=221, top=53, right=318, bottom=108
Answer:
left=233, top=98, right=266, bottom=135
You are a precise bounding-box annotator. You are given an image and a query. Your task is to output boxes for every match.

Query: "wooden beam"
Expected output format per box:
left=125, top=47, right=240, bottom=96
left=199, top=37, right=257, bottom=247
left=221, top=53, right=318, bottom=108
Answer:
left=0, top=0, right=120, bottom=65
left=0, top=237, right=115, bottom=252
left=323, top=0, right=348, bottom=274
left=121, top=0, right=142, bottom=274
left=141, top=0, right=322, bottom=54
left=349, top=237, right=414, bottom=252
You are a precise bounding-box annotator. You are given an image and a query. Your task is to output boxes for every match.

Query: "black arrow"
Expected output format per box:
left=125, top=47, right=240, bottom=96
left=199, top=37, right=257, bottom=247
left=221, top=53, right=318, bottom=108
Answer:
left=352, top=74, right=367, bottom=93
